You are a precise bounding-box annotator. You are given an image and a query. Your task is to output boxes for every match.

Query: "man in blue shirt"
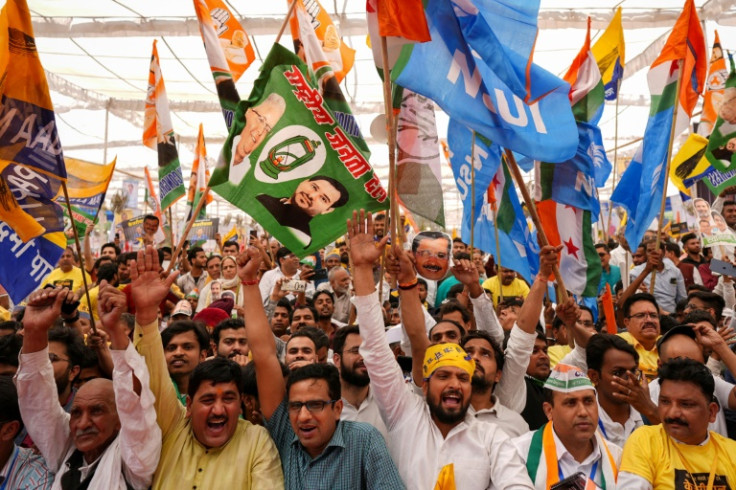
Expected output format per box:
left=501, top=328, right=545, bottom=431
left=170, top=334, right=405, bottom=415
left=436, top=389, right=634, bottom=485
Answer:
left=596, top=243, right=621, bottom=294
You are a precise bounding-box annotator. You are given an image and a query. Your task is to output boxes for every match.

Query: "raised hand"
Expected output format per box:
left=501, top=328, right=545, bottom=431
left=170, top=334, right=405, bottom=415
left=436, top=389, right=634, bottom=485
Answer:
left=537, top=245, right=563, bottom=281
left=236, top=246, right=262, bottom=282
left=97, top=280, right=129, bottom=349
left=451, top=256, right=480, bottom=286
left=388, top=243, right=416, bottom=286
left=23, top=287, right=72, bottom=333
left=130, top=246, right=179, bottom=326
left=347, top=210, right=389, bottom=268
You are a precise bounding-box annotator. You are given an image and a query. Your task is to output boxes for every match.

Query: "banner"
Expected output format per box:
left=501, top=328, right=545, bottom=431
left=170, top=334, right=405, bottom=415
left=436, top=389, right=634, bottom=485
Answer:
left=58, top=157, right=117, bottom=241
left=186, top=123, right=213, bottom=220
left=119, top=215, right=148, bottom=246
left=186, top=218, right=219, bottom=247
left=122, top=178, right=139, bottom=210
left=209, top=44, right=388, bottom=256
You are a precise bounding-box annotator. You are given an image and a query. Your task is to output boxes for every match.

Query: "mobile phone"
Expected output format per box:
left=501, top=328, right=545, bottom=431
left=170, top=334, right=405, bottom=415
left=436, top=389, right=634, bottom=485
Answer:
left=311, top=268, right=328, bottom=281
left=710, top=259, right=736, bottom=277
left=281, top=279, right=308, bottom=293
left=550, top=472, right=586, bottom=490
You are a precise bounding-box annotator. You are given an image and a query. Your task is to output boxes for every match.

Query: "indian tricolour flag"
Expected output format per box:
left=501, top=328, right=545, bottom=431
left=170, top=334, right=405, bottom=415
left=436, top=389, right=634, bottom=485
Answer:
left=537, top=200, right=600, bottom=298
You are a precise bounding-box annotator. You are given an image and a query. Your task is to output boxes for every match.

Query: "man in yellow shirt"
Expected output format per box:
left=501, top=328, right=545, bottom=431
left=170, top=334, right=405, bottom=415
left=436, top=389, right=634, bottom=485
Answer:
left=619, top=358, right=736, bottom=489
left=482, top=267, right=530, bottom=307
left=40, top=247, right=91, bottom=292
left=131, top=247, right=283, bottom=489
left=618, top=293, right=660, bottom=381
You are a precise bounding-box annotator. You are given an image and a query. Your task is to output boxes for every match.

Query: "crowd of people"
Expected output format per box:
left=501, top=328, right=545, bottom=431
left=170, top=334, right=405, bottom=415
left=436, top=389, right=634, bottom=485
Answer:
left=1, top=207, right=736, bottom=489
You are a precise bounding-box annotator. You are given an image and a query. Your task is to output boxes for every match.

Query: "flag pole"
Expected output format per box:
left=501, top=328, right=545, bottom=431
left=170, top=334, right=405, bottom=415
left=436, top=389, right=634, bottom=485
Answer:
left=380, top=36, right=400, bottom=247
left=491, top=197, right=504, bottom=302
left=504, top=149, right=569, bottom=303
left=61, top=181, right=97, bottom=334
left=167, top=186, right=210, bottom=274
left=470, top=131, right=476, bottom=255
left=275, top=1, right=298, bottom=45
left=166, top=207, right=175, bottom=247
left=605, top=95, right=621, bottom=243
left=650, top=66, right=684, bottom=294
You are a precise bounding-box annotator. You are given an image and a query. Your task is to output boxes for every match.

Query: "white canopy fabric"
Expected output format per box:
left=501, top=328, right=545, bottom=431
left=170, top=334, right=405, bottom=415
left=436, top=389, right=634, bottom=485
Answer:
left=25, top=0, right=736, bottom=229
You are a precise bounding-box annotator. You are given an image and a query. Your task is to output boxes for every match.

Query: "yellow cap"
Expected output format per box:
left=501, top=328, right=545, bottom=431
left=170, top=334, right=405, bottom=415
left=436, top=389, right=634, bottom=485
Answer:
left=422, top=343, right=475, bottom=381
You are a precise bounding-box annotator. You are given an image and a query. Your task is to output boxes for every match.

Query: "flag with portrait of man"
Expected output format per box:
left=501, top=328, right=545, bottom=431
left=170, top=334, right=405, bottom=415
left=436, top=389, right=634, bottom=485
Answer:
left=209, top=44, right=388, bottom=256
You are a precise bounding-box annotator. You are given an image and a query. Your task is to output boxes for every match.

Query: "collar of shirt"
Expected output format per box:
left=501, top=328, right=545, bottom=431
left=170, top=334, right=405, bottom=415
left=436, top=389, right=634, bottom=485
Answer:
left=290, top=419, right=346, bottom=459
left=343, top=387, right=374, bottom=412
left=0, top=445, right=19, bottom=481
left=552, top=423, right=602, bottom=467
left=469, top=395, right=499, bottom=416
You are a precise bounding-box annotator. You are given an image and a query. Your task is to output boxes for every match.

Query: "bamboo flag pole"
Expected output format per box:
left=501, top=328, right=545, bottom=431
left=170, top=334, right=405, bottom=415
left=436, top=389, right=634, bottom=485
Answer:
left=492, top=197, right=504, bottom=302
left=275, top=1, right=297, bottom=45
left=167, top=186, right=210, bottom=274
left=650, top=68, right=684, bottom=294
left=604, top=95, right=621, bottom=243
left=379, top=36, right=400, bottom=246
left=61, top=181, right=97, bottom=334
left=504, top=149, right=569, bottom=304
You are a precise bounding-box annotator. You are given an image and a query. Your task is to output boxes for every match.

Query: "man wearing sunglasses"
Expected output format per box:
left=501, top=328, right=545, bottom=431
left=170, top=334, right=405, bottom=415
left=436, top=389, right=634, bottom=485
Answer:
left=237, top=247, right=403, bottom=489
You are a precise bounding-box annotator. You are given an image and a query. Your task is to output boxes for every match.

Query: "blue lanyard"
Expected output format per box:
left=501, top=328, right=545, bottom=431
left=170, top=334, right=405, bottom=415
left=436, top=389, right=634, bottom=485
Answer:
left=557, top=459, right=601, bottom=490
left=598, top=418, right=608, bottom=440
left=0, top=446, right=20, bottom=490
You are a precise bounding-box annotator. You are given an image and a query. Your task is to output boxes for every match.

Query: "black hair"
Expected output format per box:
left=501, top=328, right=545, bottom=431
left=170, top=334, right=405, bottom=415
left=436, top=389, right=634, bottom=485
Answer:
left=159, top=246, right=172, bottom=256
left=241, top=361, right=289, bottom=397
left=332, top=325, right=360, bottom=355
left=446, top=284, right=466, bottom=300
left=614, top=280, right=623, bottom=294
left=683, top=310, right=717, bottom=329
left=594, top=243, right=609, bottom=253
left=161, top=320, right=210, bottom=352
left=97, top=262, right=118, bottom=283
left=93, top=256, right=113, bottom=271
left=286, top=363, right=341, bottom=401
left=212, top=318, right=245, bottom=345
left=48, top=325, right=86, bottom=368
left=275, top=297, right=293, bottom=315
left=586, top=333, right=639, bottom=372
left=0, top=334, right=23, bottom=369
left=286, top=330, right=317, bottom=351
left=222, top=240, right=239, bottom=250
left=188, top=357, right=243, bottom=399
left=622, top=292, right=659, bottom=318
left=0, top=377, right=22, bottom=433
left=686, top=291, right=725, bottom=323
left=374, top=213, right=386, bottom=222
left=0, top=321, right=20, bottom=334
left=291, top=304, right=319, bottom=324
left=411, top=231, right=451, bottom=254
left=188, top=246, right=205, bottom=262
left=307, top=175, right=349, bottom=209
left=121, top=251, right=137, bottom=265
left=78, top=345, right=102, bottom=370
left=659, top=314, right=679, bottom=335
left=460, top=330, right=504, bottom=371
left=437, top=301, right=471, bottom=325
left=657, top=357, right=715, bottom=401
left=680, top=232, right=698, bottom=245
left=312, top=290, right=335, bottom=305
left=206, top=255, right=222, bottom=267
left=416, top=278, right=428, bottom=289
left=143, top=214, right=159, bottom=223
left=664, top=242, right=681, bottom=256
left=276, top=247, right=294, bottom=266
left=100, top=242, right=121, bottom=256
left=299, top=326, right=329, bottom=351
left=428, top=318, right=467, bottom=340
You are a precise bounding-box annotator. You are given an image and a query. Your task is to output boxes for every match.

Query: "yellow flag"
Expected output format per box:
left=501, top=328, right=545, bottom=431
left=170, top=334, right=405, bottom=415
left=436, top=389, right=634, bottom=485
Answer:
left=669, top=133, right=709, bottom=197
left=433, top=463, right=456, bottom=490
left=591, top=7, right=625, bottom=101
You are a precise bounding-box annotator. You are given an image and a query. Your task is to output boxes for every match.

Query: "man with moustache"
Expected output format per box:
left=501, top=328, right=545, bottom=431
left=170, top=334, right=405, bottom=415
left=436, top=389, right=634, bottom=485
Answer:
left=411, top=231, right=451, bottom=281
left=349, top=211, right=533, bottom=489
left=212, top=318, right=249, bottom=366
left=619, top=358, right=736, bottom=489
left=512, top=364, right=622, bottom=490
left=16, top=282, right=161, bottom=489
left=333, top=326, right=388, bottom=440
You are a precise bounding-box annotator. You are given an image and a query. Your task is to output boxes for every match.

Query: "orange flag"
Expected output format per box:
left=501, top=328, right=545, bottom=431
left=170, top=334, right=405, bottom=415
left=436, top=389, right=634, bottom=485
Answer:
left=377, top=0, right=430, bottom=42
left=698, top=30, right=727, bottom=136
left=601, top=283, right=617, bottom=334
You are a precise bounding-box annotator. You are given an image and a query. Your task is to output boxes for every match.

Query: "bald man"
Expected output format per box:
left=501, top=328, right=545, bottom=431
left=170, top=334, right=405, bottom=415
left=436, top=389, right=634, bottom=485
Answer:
left=15, top=282, right=161, bottom=489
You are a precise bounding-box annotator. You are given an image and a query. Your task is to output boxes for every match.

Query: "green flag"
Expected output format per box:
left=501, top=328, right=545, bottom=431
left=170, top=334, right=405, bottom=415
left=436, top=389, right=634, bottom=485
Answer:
left=210, top=44, right=388, bottom=256
left=705, top=53, right=736, bottom=172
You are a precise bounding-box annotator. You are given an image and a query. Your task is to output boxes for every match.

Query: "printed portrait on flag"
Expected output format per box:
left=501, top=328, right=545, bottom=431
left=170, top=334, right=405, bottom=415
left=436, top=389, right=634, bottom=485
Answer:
left=210, top=44, right=387, bottom=256
left=411, top=231, right=451, bottom=281
left=707, top=87, right=736, bottom=170
left=187, top=218, right=219, bottom=246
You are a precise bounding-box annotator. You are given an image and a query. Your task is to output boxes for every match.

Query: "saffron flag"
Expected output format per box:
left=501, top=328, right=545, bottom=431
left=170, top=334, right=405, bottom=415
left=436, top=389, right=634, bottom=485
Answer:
left=705, top=52, right=736, bottom=172
left=0, top=0, right=67, bottom=302
left=591, top=7, right=625, bottom=101
left=376, top=0, right=430, bottom=42
left=143, top=40, right=186, bottom=211
left=193, top=0, right=253, bottom=129
left=186, top=123, right=213, bottom=220
left=537, top=200, right=601, bottom=298
left=698, top=31, right=728, bottom=136
left=396, top=89, right=445, bottom=227
left=448, top=120, right=539, bottom=282
left=536, top=19, right=611, bottom=218
left=287, top=0, right=354, bottom=84
left=392, top=0, right=578, bottom=163
left=291, top=1, right=368, bottom=154
left=209, top=44, right=388, bottom=256
left=58, top=157, right=117, bottom=240
left=611, top=0, right=706, bottom=250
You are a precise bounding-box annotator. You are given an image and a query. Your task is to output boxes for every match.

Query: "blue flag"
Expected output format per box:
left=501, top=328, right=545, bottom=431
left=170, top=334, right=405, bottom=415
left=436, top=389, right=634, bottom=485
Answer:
left=448, top=120, right=539, bottom=282
left=392, top=0, right=578, bottom=163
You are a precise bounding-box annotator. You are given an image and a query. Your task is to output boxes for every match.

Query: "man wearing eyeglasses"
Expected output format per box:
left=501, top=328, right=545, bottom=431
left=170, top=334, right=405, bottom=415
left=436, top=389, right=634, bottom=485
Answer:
left=238, top=247, right=404, bottom=489
left=618, top=293, right=662, bottom=381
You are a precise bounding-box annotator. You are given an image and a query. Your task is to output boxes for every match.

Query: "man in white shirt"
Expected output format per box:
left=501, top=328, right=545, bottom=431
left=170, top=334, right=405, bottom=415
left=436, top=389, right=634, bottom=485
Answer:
left=349, top=211, right=533, bottom=489
left=511, top=364, right=622, bottom=490
left=259, top=247, right=312, bottom=303
left=15, top=282, right=161, bottom=489
left=333, top=325, right=388, bottom=441
left=609, top=228, right=633, bottom=289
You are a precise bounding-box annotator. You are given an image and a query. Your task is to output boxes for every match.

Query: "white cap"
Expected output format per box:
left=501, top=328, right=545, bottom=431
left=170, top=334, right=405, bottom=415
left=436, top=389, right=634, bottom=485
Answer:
left=385, top=325, right=403, bottom=345
left=172, top=300, right=192, bottom=318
